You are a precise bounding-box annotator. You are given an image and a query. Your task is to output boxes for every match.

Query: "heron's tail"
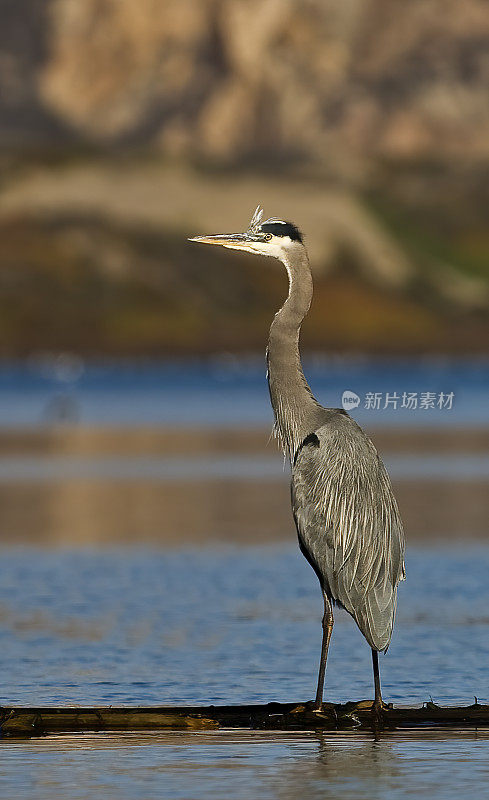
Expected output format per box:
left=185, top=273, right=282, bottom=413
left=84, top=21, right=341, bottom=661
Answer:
left=354, top=583, right=397, bottom=652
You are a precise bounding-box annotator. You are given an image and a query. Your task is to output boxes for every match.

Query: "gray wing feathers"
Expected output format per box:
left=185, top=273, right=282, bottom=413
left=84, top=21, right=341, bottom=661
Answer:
left=292, top=418, right=405, bottom=651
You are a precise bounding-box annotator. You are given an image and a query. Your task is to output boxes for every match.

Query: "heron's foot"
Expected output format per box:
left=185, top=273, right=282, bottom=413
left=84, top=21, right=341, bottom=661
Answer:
left=372, top=698, right=390, bottom=715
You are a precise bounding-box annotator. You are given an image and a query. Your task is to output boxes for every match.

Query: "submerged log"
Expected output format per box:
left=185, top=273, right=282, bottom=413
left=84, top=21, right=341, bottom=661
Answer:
left=1, top=700, right=489, bottom=738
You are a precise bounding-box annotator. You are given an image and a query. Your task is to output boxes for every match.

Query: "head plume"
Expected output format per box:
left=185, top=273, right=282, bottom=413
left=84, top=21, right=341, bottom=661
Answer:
left=246, top=206, right=303, bottom=243
left=247, top=205, right=265, bottom=236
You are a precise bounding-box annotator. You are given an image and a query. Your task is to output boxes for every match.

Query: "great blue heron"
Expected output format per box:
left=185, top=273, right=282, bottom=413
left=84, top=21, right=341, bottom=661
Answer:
left=190, top=207, right=405, bottom=711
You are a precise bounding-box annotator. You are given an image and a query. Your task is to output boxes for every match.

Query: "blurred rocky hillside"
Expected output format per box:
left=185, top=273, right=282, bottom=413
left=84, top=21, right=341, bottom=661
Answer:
left=0, top=0, right=488, bottom=164
left=0, top=0, right=488, bottom=356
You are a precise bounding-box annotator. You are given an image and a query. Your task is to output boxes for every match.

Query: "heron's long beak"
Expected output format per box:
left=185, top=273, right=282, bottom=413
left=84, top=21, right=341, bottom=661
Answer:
left=188, top=233, right=255, bottom=251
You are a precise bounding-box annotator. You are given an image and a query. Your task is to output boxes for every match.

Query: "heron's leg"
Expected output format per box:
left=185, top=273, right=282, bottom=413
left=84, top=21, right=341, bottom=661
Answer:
left=313, top=592, right=334, bottom=710
left=372, top=649, right=383, bottom=711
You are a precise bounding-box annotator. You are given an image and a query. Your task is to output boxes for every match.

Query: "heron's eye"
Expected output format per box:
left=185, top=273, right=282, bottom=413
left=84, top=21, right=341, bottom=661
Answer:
left=263, top=233, right=272, bottom=242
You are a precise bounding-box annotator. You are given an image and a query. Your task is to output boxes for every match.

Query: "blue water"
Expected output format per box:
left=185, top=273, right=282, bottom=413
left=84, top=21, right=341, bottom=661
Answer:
left=0, top=357, right=487, bottom=799
left=0, top=356, right=487, bottom=427
left=0, top=545, right=487, bottom=708
left=0, top=545, right=489, bottom=799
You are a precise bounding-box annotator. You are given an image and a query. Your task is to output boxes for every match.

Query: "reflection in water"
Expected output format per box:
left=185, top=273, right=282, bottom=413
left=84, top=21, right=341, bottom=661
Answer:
left=0, top=478, right=488, bottom=546
left=275, top=731, right=489, bottom=800
left=0, top=428, right=487, bottom=545
left=0, top=730, right=488, bottom=800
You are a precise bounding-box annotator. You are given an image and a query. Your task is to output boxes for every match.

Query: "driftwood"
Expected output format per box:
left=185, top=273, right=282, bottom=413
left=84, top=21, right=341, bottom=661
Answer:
left=1, top=700, right=489, bottom=738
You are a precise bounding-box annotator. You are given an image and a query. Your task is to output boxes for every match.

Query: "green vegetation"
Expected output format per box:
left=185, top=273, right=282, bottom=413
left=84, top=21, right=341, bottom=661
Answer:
left=366, top=190, right=489, bottom=282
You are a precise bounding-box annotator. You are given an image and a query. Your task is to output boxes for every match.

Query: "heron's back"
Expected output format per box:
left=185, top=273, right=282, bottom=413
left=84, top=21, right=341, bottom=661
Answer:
left=291, top=411, right=405, bottom=651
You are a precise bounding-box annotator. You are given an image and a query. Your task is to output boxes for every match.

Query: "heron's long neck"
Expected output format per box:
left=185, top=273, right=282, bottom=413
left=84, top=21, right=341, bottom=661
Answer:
left=267, top=249, right=318, bottom=461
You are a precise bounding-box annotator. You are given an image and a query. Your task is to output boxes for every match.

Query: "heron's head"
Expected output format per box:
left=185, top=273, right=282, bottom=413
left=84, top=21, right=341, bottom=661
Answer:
left=189, top=206, right=304, bottom=261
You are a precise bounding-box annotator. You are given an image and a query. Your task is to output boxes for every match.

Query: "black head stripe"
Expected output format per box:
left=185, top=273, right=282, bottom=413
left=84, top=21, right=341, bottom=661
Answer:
left=260, top=221, right=303, bottom=243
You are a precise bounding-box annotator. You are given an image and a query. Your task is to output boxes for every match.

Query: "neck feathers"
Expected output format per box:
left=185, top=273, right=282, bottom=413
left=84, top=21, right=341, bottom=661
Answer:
left=266, top=247, right=319, bottom=461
